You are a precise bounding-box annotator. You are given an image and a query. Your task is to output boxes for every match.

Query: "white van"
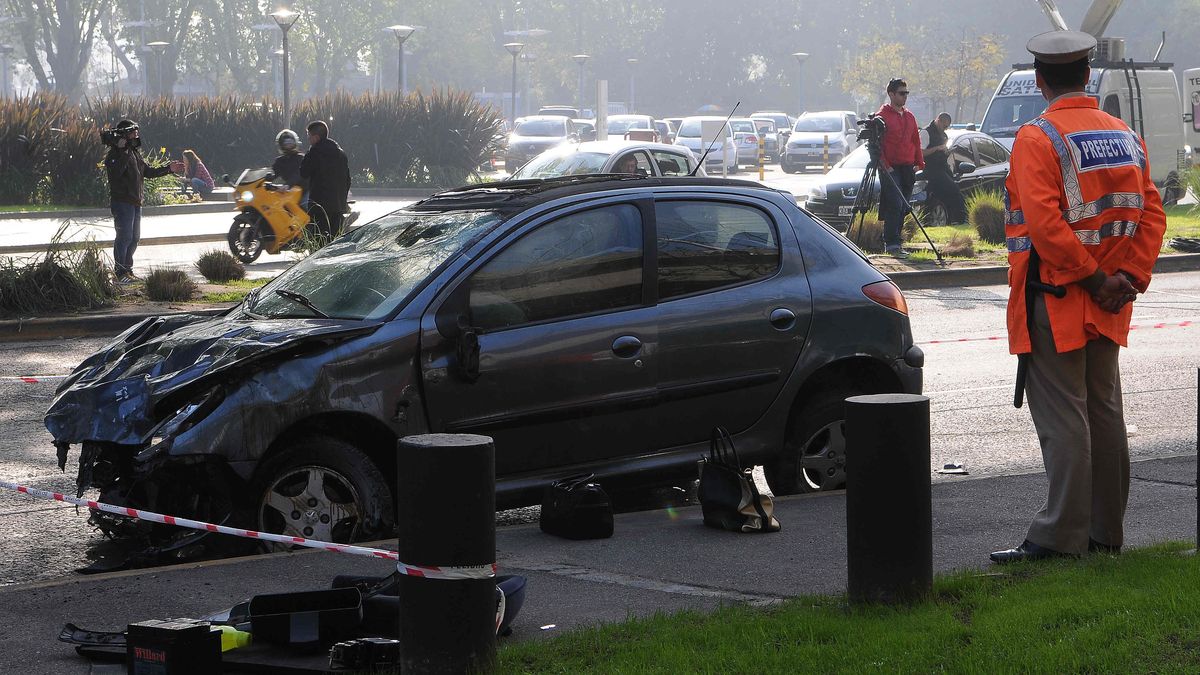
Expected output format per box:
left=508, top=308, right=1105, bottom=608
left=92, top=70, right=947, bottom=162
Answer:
left=1183, top=68, right=1200, bottom=166
left=980, top=62, right=1188, bottom=203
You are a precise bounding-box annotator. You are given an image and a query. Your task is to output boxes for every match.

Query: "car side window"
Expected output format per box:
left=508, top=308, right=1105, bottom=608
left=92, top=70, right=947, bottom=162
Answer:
left=467, top=204, right=643, bottom=331
left=973, top=137, right=1007, bottom=166
left=951, top=139, right=975, bottom=169
left=656, top=201, right=780, bottom=300
left=1102, top=94, right=1121, bottom=118
left=652, top=151, right=689, bottom=176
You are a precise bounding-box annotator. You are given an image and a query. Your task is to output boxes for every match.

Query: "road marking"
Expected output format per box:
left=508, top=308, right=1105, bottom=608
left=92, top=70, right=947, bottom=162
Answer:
left=922, top=318, right=1195, bottom=345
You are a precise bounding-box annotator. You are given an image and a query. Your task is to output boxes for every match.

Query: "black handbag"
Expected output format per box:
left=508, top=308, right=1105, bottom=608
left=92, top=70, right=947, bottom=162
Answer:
left=539, top=473, right=614, bottom=540
left=698, top=427, right=781, bottom=533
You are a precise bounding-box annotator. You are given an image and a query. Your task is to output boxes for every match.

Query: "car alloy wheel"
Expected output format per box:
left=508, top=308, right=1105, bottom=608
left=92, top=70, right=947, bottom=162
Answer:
left=922, top=200, right=948, bottom=229
left=765, top=388, right=861, bottom=495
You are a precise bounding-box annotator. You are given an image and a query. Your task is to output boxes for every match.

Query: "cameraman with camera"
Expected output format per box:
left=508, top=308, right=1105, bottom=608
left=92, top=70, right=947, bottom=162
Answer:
left=876, top=78, right=924, bottom=258
left=102, top=119, right=183, bottom=283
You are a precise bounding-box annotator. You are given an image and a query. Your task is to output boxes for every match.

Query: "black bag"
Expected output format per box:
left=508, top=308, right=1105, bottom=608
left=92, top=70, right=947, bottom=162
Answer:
left=539, top=473, right=614, bottom=540
left=698, top=427, right=781, bottom=533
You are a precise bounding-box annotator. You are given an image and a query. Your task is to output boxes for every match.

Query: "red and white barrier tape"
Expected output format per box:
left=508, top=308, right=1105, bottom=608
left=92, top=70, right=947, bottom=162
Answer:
left=0, top=375, right=68, bottom=383
left=0, top=479, right=494, bottom=580
left=923, top=318, right=1195, bottom=345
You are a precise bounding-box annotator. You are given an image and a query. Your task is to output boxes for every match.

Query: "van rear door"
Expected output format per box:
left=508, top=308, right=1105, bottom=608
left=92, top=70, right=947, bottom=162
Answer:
left=1185, top=68, right=1200, bottom=163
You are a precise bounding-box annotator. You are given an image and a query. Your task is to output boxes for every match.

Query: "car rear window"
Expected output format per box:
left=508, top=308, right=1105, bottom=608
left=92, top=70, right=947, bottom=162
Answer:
left=655, top=201, right=780, bottom=299
left=794, top=115, right=842, bottom=132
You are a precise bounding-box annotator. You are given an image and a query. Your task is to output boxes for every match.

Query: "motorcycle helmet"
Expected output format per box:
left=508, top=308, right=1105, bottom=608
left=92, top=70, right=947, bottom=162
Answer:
left=276, top=129, right=300, bottom=152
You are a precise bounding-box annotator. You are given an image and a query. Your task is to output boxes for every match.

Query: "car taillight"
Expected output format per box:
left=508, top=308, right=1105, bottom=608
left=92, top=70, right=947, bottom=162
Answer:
left=862, top=280, right=908, bottom=315
left=744, top=136, right=757, bottom=143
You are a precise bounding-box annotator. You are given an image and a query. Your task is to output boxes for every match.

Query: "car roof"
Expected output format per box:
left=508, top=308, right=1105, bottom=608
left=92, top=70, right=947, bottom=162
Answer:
left=410, top=175, right=783, bottom=213
left=545, top=140, right=691, bottom=154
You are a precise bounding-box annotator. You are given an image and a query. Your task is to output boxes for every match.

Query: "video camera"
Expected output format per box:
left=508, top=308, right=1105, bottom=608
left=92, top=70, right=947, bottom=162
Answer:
left=99, top=123, right=140, bottom=149
left=856, top=114, right=886, bottom=147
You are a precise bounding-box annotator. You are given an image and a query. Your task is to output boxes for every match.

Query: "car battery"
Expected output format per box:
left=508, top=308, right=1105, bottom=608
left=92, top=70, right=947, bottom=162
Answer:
left=126, top=618, right=221, bottom=674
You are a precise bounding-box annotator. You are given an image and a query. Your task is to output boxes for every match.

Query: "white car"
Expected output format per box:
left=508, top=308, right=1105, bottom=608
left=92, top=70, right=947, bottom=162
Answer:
left=605, top=114, right=658, bottom=141
left=782, top=111, right=860, bottom=173
left=674, top=116, right=738, bottom=174
left=508, top=140, right=704, bottom=180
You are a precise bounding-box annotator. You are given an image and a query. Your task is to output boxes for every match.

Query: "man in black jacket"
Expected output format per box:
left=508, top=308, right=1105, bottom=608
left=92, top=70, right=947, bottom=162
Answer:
left=299, top=120, right=351, bottom=241
left=103, top=120, right=183, bottom=282
left=919, top=112, right=968, bottom=226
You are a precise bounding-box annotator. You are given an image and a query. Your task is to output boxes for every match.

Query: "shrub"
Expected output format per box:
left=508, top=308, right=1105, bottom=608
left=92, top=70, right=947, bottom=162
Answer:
left=0, top=224, right=116, bottom=316
left=144, top=267, right=197, bottom=302
left=943, top=233, right=976, bottom=258
left=968, top=190, right=1006, bottom=245
left=844, top=211, right=886, bottom=253
left=195, top=249, right=246, bottom=282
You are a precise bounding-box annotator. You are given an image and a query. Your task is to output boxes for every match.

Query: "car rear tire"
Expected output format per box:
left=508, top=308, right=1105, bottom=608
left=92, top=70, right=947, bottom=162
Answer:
left=765, top=388, right=862, bottom=496
left=922, top=200, right=948, bottom=229
left=781, top=161, right=797, bottom=174
left=255, top=435, right=394, bottom=549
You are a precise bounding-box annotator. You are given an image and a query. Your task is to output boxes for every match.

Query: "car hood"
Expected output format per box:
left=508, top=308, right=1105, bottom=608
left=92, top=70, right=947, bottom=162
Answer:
left=818, top=166, right=872, bottom=190
left=45, top=312, right=382, bottom=446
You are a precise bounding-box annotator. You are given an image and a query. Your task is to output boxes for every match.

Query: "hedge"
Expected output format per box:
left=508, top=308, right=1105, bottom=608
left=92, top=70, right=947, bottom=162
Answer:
left=0, top=90, right=502, bottom=206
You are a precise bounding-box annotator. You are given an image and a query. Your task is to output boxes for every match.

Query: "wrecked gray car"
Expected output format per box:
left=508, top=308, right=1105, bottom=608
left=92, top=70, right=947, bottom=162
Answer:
left=46, top=175, right=922, bottom=549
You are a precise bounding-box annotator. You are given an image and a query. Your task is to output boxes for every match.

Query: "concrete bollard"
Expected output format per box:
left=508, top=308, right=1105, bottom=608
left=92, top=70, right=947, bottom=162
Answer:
left=396, top=433, right=496, bottom=674
left=758, top=135, right=766, bottom=181
left=845, top=393, right=932, bottom=605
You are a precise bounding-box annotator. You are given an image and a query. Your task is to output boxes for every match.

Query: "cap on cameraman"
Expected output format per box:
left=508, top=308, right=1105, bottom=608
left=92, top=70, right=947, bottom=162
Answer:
left=1026, top=30, right=1096, bottom=64
left=115, top=119, right=139, bottom=132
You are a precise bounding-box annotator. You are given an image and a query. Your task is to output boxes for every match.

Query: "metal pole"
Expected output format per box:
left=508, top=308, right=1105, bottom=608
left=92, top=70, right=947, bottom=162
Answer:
left=282, top=30, right=290, bottom=127
left=397, top=434, right=496, bottom=673
left=397, top=40, right=403, bottom=93
left=510, top=52, right=518, bottom=125
left=845, top=393, right=932, bottom=605
left=577, top=62, right=584, bottom=113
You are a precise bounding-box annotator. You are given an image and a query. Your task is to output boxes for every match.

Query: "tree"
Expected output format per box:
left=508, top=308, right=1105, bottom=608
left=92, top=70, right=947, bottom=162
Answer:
left=4, top=0, right=110, bottom=101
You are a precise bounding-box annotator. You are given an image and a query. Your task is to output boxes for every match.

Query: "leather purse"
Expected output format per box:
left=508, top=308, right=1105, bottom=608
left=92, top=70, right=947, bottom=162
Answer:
left=698, top=427, right=781, bottom=533
left=539, top=473, right=614, bottom=540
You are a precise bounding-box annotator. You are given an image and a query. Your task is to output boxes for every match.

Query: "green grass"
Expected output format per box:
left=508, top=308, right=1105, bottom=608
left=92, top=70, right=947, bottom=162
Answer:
left=498, top=542, right=1200, bottom=673
left=198, top=276, right=270, bottom=303
left=0, top=204, right=89, bottom=213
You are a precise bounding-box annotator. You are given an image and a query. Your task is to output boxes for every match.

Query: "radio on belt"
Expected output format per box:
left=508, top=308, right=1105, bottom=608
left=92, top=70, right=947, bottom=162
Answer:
left=126, top=618, right=221, bottom=674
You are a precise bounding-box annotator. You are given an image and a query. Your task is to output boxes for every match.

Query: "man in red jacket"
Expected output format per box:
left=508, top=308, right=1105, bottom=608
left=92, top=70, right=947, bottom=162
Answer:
left=876, top=78, right=924, bottom=258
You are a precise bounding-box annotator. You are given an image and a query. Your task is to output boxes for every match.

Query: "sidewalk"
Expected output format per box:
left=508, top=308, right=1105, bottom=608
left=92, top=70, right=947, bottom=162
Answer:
left=0, top=454, right=1194, bottom=673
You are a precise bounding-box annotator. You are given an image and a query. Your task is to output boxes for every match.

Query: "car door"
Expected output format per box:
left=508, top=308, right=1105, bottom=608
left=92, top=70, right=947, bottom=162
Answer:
left=419, top=200, right=659, bottom=475
left=949, top=136, right=984, bottom=194
left=646, top=194, right=811, bottom=449
left=969, top=136, right=1011, bottom=195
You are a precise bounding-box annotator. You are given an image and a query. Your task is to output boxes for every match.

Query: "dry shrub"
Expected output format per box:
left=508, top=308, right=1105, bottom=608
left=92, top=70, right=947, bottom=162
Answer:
left=969, top=191, right=1006, bottom=245
left=943, top=233, right=976, bottom=258
left=845, top=211, right=886, bottom=253
left=145, top=267, right=197, bottom=302
left=195, top=249, right=246, bottom=282
left=0, top=224, right=116, bottom=316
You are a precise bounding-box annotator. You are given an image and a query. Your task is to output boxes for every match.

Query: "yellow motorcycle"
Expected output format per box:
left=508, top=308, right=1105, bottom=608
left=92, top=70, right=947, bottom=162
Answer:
left=223, top=168, right=314, bottom=263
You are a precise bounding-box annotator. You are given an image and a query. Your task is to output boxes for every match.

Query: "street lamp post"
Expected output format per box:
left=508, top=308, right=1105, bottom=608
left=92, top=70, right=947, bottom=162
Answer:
left=387, top=25, right=415, bottom=94
left=503, top=42, right=524, bottom=126
left=145, top=41, right=170, bottom=97
left=0, top=45, right=12, bottom=99
left=792, top=52, right=809, bottom=115
left=626, top=58, right=638, bottom=113
left=572, top=54, right=590, bottom=115
left=519, top=51, right=537, bottom=116
left=271, top=8, right=300, bottom=125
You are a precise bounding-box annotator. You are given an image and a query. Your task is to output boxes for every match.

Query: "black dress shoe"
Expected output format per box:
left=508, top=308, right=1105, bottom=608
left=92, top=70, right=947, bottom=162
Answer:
left=989, top=539, right=1071, bottom=563
left=1088, top=538, right=1121, bottom=554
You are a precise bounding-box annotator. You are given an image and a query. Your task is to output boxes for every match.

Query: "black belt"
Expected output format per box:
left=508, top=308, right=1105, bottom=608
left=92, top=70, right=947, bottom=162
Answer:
left=1014, top=248, right=1067, bottom=408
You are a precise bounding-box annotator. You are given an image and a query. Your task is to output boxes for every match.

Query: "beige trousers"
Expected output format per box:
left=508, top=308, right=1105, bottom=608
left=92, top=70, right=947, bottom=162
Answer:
left=1024, top=296, right=1129, bottom=554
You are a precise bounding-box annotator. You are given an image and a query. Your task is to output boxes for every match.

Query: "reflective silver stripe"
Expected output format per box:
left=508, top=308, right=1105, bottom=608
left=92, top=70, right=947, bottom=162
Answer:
left=1007, top=236, right=1031, bottom=253
left=1005, top=209, right=1025, bottom=225
left=1071, top=220, right=1139, bottom=246
left=1028, top=118, right=1084, bottom=211
left=1062, top=192, right=1143, bottom=224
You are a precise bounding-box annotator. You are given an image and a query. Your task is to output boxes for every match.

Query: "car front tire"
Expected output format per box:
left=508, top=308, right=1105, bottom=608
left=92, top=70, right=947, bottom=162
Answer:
left=254, top=435, right=394, bottom=548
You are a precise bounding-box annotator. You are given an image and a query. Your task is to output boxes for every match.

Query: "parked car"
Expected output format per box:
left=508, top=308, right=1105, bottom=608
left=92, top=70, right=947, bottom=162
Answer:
left=605, top=114, right=657, bottom=141
left=803, top=130, right=1010, bottom=229
left=505, top=116, right=580, bottom=171
left=478, top=119, right=511, bottom=172
left=654, top=119, right=674, bottom=145
left=572, top=119, right=598, bottom=142
left=751, top=111, right=795, bottom=151
left=728, top=118, right=766, bottom=166
left=750, top=119, right=781, bottom=162
left=508, top=140, right=701, bottom=179
left=45, top=175, right=922, bottom=551
left=674, top=116, right=738, bottom=174
left=664, top=117, right=684, bottom=131
left=782, top=111, right=860, bottom=173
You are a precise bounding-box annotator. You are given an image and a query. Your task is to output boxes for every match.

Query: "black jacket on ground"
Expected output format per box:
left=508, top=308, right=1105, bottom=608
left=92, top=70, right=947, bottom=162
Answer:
left=104, top=147, right=172, bottom=206
left=299, top=137, right=350, bottom=210
left=272, top=151, right=306, bottom=188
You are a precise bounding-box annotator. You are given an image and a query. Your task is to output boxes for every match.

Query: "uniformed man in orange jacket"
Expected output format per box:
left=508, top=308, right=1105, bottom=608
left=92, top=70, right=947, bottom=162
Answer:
left=990, top=31, right=1167, bottom=563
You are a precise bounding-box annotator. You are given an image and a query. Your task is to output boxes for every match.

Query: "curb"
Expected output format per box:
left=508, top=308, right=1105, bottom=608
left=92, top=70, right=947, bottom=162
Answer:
left=0, top=306, right=233, bottom=343
left=0, top=232, right=228, bottom=255
left=350, top=187, right=439, bottom=199
left=0, top=201, right=234, bottom=222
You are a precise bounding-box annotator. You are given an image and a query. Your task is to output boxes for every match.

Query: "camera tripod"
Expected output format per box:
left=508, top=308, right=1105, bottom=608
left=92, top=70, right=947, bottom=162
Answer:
left=846, top=142, right=943, bottom=264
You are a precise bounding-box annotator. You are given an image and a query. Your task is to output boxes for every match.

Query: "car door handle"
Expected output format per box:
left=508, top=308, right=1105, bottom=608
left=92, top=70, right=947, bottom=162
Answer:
left=770, top=308, right=797, bottom=330
left=611, top=335, right=642, bottom=358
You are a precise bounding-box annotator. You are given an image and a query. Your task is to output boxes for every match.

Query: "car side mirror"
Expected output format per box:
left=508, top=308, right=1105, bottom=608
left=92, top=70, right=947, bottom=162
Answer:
left=955, top=161, right=976, bottom=175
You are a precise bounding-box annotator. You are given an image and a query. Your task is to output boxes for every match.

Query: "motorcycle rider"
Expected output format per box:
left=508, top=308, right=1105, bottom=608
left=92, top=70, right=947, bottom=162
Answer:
left=271, top=129, right=306, bottom=190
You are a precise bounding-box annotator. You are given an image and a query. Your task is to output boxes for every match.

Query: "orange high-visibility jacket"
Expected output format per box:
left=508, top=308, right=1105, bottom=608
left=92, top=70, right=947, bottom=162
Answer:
left=1005, top=95, right=1167, bottom=354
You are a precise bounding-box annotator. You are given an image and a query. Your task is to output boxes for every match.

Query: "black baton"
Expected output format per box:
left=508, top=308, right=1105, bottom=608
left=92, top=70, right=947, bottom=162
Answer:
left=1014, top=248, right=1066, bottom=408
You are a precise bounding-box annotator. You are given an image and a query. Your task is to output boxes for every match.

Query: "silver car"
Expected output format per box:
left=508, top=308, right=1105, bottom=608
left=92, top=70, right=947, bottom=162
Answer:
left=674, top=116, right=738, bottom=174
left=509, top=141, right=702, bottom=179
left=505, top=116, right=580, bottom=171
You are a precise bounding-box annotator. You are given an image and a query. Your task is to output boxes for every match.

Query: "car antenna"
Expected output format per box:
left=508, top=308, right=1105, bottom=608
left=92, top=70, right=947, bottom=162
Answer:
left=689, top=101, right=741, bottom=176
